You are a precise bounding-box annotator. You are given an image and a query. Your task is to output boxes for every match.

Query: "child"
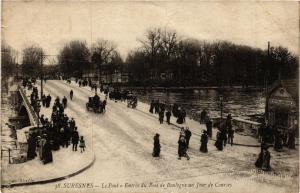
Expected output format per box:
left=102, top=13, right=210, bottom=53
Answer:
left=79, top=136, right=86, bottom=153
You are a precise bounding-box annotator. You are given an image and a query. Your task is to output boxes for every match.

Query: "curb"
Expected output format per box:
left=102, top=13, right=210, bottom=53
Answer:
left=1, top=154, right=96, bottom=188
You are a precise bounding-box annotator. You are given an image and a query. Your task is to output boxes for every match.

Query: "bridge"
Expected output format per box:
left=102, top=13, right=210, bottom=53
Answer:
left=17, top=84, right=40, bottom=127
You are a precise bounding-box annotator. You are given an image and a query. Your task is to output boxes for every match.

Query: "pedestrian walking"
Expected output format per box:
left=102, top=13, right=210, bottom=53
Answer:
left=215, top=131, right=223, bottom=151
left=227, top=128, right=234, bottom=146
left=27, top=133, right=37, bottom=160
left=149, top=100, right=154, bottom=114
left=154, top=100, right=160, bottom=114
left=179, top=127, right=186, bottom=139
left=42, top=94, right=46, bottom=107
left=200, top=109, right=207, bottom=124
left=205, top=118, right=213, bottom=138
left=255, top=145, right=271, bottom=171
left=221, top=127, right=228, bottom=147
left=72, top=127, right=79, bottom=151
left=178, top=136, right=190, bottom=160
left=200, top=130, right=208, bottom=153
left=185, top=127, right=192, bottom=149
left=70, top=90, right=73, bottom=100
left=176, top=111, right=184, bottom=124
left=38, top=134, right=47, bottom=160
left=62, top=96, right=68, bottom=109
left=152, top=133, right=161, bottom=157
left=166, top=110, right=171, bottom=125
left=182, top=109, right=186, bottom=123
left=159, top=110, right=164, bottom=124
left=46, top=94, right=51, bottom=108
left=42, top=138, right=53, bottom=164
left=79, top=136, right=86, bottom=153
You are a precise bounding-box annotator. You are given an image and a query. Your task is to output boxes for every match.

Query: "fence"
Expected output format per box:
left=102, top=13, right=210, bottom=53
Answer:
left=1, top=148, right=22, bottom=164
left=18, top=85, right=40, bottom=126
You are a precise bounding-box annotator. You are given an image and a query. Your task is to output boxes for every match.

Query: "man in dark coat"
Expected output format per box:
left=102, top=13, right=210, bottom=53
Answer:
left=149, top=100, right=154, bottom=113
left=178, top=136, right=190, bottom=160
left=172, top=103, right=179, bottom=118
left=42, top=139, right=53, bottom=164
left=102, top=100, right=107, bottom=112
left=166, top=110, right=171, bottom=125
left=200, top=109, right=207, bottom=124
left=200, top=130, right=208, bottom=153
left=42, top=94, right=46, bottom=107
left=152, top=133, right=161, bottom=157
left=215, top=131, right=223, bottom=151
left=46, top=94, right=51, bottom=108
left=27, top=133, right=37, bottom=160
left=154, top=100, right=160, bottom=114
left=205, top=118, right=213, bottom=138
left=69, top=118, right=76, bottom=131
left=185, top=127, right=192, bottom=149
left=62, top=96, right=68, bottom=109
left=70, top=90, right=73, bottom=100
left=182, top=109, right=186, bottom=123
left=159, top=110, right=164, bottom=124
left=72, top=127, right=79, bottom=151
left=176, top=111, right=184, bottom=124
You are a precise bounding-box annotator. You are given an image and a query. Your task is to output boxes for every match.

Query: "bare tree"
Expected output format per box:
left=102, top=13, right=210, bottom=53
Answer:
left=58, top=40, right=90, bottom=77
left=161, top=29, right=178, bottom=67
left=1, top=42, right=18, bottom=77
left=91, top=39, right=116, bottom=83
left=21, top=44, right=45, bottom=77
left=138, top=28, right=162, bottom=76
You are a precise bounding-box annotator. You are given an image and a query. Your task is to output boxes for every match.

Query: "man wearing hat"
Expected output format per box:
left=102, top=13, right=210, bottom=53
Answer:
left=200, top=130, right=208, bottom=153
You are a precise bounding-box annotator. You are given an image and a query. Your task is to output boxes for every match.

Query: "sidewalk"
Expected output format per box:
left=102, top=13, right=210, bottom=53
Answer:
left=1, top=85, right=95, bottom=188
left=1, top=148, right=95, bottom=187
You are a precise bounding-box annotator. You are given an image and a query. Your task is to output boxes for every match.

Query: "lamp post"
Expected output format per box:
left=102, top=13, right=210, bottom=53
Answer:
left=219, top=95, right=223, bottom=128
left=40, top=53, right=44, bottom=99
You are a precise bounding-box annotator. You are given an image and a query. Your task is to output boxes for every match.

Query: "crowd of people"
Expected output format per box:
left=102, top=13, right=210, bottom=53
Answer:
left=150, top=107, right=282, bottom=172
left=149, top=100, right=186, bottom=125
left=24, top=78, right=86, bottom=165
left=258, top=122, right=296, bottom=150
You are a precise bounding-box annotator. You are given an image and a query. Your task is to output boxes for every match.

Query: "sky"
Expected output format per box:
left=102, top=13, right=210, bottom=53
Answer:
left=2, top=1, right=299, bottom=64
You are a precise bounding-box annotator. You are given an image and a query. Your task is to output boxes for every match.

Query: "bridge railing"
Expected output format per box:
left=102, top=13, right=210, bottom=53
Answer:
left=18, top=85, right=40, bottom=126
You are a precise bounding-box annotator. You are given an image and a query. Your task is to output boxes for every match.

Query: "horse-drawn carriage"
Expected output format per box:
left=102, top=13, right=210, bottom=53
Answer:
left=86, top=96, right=105, bottom=113
left=127, top=94, right=138, bottom=109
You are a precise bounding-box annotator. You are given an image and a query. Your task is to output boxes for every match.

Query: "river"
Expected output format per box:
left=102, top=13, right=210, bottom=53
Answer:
left=131, top=87, right=266, bottom=120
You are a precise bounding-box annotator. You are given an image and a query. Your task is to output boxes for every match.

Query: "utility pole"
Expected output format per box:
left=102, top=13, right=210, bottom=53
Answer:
left=40, top=53, right=43, bottom=99
left=219, top=95, right=223, bottom=128
left=264, top=41, right=270, bottom=123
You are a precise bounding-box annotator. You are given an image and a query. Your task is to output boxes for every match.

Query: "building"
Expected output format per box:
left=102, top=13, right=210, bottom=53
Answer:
left=266, top=79, right=299, bottom=133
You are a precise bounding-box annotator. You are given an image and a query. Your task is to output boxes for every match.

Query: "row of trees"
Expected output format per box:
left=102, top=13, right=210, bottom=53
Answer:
left=126, top=28, right=298, bottom=86
left=1, top=42, right=18, bottom=77
left=58, top=39, right=122, bottom=79
left=2, top=27, right=298, bottom=87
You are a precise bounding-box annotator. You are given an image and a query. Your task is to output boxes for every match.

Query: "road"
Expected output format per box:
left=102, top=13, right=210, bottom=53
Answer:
left=6, top=80, right=298, bottom=193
